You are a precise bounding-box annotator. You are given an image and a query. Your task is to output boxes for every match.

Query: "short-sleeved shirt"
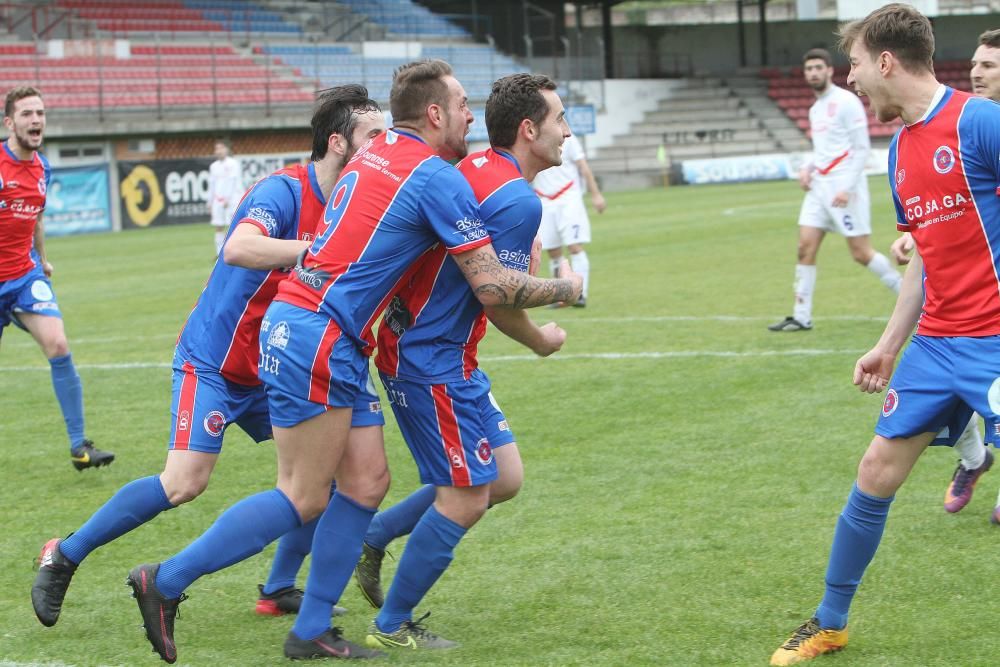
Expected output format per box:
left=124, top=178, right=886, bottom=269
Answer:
left=274, top=129, right=491, bottom=354
left=808, top=85, right=870, bottom=179
left=533, top=134, right=585, bottom=200
left=0, top=141, right=51, bottom=282
left=176, top=162, right=325, bottom=385
left=888, top=87, right=1000, bottom=337
left=376, top=148, right=542, bottom=383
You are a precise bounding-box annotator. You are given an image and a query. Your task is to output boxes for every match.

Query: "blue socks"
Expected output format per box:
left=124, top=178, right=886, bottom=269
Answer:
left=816, top=483, right=893, bottom=630
left=156, top=489, right=301, bottom=599
left=376, top=505, right=467, bottom=633
left=365, top=484, right=436, bottom=551
left=49, top=354, right=85, bottom=450
left=262, top=517, right=317, bottom=594
left=59, top=476, right=173, bottom=565
left=292, top=492, right=376, bottom=640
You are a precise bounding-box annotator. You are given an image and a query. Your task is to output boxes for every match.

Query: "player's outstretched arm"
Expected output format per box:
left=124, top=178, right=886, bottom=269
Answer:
left=452, top=243, right=582, bottom=308
left=223, top=222, right=309, bottom=270
left=485, top=307, right=566, bottom=357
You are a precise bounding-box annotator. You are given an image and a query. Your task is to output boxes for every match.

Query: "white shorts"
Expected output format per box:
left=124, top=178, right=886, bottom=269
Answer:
left=539, top=191, right=591, bottom=250
left=211, top=200, right=237, bottom=228
left=797, top=175, right=871, bottom=237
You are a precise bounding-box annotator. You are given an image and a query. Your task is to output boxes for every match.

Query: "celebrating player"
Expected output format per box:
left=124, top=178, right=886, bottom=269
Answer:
left=0, top=86, right=114, bottom=470
left=125, top=59, right=581, bottom=662
left=771, top=6, right=1000, bottom=664
left=31, top=86, right=385, bottom=639
left=358, top=73, right=570, bottom=649
left=769, top=48, right=901, bottom=332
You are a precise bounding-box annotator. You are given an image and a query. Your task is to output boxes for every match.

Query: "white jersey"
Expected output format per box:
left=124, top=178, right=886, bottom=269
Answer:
left=533, top=134, right=586, bottom=200
left=807, top=85, right=870, bottom=190
left=208, top=156, right=242, bottom=208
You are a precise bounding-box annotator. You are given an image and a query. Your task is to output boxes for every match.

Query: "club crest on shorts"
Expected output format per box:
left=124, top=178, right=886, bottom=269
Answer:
left=30, top=280, right=54, bottom=301
left=203, top=410, right=226, bottom=437
left=474, top=438, right=493, bottom=465
left=933, top=146, right=955, bottom=174
left=882, top=388, right=899, bottom=417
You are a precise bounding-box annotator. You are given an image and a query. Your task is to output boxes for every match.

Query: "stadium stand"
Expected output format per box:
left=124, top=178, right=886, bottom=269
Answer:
left=336, top=0, right=470, bottom=39
left=51, top=0, right=302, bottom=36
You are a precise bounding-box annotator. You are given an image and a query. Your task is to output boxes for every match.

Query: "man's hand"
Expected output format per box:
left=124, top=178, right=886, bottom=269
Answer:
left=831, top=191, right=851, bottom=208
left=558, top=259, right=584, bottom=304
left=798, top=168, right=812, bottom=191
left=591, top=192, right=607, bottom=214
left=532, top=322, right=566, bottom=357
left=41, top=260, right=53, bottom=277
left=890, top=233, right=914, bottom=265
left=853, top=346, right=897, bottom=394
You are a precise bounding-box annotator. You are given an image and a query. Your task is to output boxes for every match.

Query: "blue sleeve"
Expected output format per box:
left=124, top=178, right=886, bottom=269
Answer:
left=40, top=153, right=51, bottom=188
left=237, top=174, right=298, bottom=239
left=887, top=134, right=906, bottom=230
left=481, top=185, right=542, bottom=272
left=419, top=165, right=491, bottom=253
left=962, top=98, right=1000, bottom=193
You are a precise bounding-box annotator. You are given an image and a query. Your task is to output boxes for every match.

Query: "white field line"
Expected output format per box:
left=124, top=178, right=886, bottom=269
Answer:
left=0, top=348, right=865, bottom=373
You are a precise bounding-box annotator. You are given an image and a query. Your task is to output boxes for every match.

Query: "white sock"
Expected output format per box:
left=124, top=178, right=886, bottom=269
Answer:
left=214, top=230, right=226, bottom=256
left=866, top=252, right=901, bottom=293
left=570, top=251, right=589, bottom=298
left=549, top=258, right=562, bottom=278
left=955, top=417, right=986, bottom=470
left=793, top=264, right=816, bottom=325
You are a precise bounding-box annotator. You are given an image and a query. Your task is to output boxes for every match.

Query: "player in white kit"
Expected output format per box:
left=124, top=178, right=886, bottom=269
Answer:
left=207, top=139, right=242, bottom=257
left=769, top=48, right=900, bottom=332
left=533, top=133, right=606, bottom=307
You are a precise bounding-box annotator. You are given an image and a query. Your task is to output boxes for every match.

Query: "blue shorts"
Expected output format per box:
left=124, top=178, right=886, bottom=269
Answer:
left=259, top=301, right=370, bottom=428
left=0, top=265, right=61, bottom=336
left=876, top=335, right=1000, bottom=446
left=169, top=357, right=383, bottom=454
left=379, top=368, right=515, bottom=488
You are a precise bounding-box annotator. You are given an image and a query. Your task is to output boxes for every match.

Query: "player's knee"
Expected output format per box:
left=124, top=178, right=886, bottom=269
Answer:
left=436, top=486, right=490, bottom=528
left=336, top=465, right=390, bottom=508
left=161, top=476, right=209, bottom=505
left=796, top=243, right=816, bottom=264
left=856, top=445, right=903, bottom=496
left=488, top=476, right=521, bottom=505
left=850, top=247, right=874, bottom=265
left=41, top=337, right=70, bottom=359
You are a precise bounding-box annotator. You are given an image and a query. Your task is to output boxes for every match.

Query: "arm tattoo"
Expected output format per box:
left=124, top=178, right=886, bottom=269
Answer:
left=460, top=248, right=575, bottom=308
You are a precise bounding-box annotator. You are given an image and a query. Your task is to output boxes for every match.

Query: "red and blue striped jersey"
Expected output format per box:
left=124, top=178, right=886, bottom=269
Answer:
left=0, top=141, right=50, bottom=281
left=275, top=129, right=491, bottom=354
left=375, top=148, right=542, bottom=382
left=888, top=87, right=1000, bottom=336
left=176, top=162, right=325, bottom=385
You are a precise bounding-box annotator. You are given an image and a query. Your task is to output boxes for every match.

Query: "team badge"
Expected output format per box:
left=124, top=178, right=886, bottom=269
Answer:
left=474, top=438, right=493, bottom=465
left=933, top=146, right=955, bottom=174
left=881, top=388, right=899, bottom=417
left=30, top=280, right=54, bottom=301
left=895, top=169, right=905, bottom=185
left=203, top=411, right=226, bottom=437
left=266, top=321, right=290, bottom=350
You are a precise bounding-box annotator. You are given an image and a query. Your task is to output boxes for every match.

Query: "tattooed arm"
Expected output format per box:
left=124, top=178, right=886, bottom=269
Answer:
left=452, top=243, right=582, bottom=308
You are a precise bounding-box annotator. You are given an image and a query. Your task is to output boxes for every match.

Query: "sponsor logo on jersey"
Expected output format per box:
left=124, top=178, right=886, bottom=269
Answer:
left=203, top=410, right=226, bottom=437
left=474, top=438, right=493, bottom=465
left=178, top=410, right=190, bottom=431
left=905, top=192, right=968, bottom=226
left=266, top=320, right=290, bottom=350
left=384, top=295, right=413, bottom=337
left=881, top=388, right=899, bottom=417
left=295, top=264, right=331, bottom=290
left=472, top=156, right=488, bottom=168
left=247, top=206, right=278, bottom=235
left=369, top=401, right=381, bottom=413
left=497, top=248, right=530, bottom=270
left=7, top=180, right=19, bottom=188
left=933, top=145, right=955, bottom=174
left=30, top=280, right=54, bottom=301
left=497, top=419, right=509, bottom=432
left=31, top=301, right=58, bottom=311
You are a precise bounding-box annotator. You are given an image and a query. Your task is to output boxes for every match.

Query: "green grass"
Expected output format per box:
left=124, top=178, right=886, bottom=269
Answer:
left=2, top=176, right=997, bottom=666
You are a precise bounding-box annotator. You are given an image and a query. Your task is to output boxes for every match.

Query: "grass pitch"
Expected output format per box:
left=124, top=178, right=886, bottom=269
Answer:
left=1, top=176, right=997, bottom=666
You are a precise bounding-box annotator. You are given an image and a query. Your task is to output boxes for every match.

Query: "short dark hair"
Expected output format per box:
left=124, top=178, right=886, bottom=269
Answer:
left=979, top=29, right=1000, bottom=49
left=5, top=86, right=42, bottom=118
left=802, top=48, right=833, bottom=67
left=389, top=59, right=453, bottom=125
left=837, top=3, right=934, bottom=74
left=311, top=84, right=381, bottom=161
left=485, top=73, right=558, bottom=149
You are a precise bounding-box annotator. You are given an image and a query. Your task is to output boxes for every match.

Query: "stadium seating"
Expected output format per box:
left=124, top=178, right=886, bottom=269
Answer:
left=336, top=0, right=470, bottom=39
left=53, top=0, right=302, bottom=36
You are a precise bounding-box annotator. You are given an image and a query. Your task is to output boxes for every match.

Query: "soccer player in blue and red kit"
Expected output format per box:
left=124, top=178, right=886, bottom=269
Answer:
left=0, top=86, right=113, bottom=470
left=31, top=87, right=386, bottom=647
left=353, top=74, right=572, bottom=648
left=126, top=59, right=582, bottom=662
left=772, top=6, right=1000, bottom=665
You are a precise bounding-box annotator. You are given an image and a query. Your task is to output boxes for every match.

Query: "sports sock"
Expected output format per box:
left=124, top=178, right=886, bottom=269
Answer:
left=866, top=252, right=901, bottom=293
left=59, top=475, right=173, bottom=565
left=815, top=483, right=893, bottom=630
left=292, top=492, right=376, bottom=641
left=365, top=484, right=436, bottom=551
left=155, top=489, right=301, bottom=599
left=375, top=505, right=467, bottom=634
left=214, top=230, right=226, bottom=256
left=549, top=257, right=561, bottom=278
left=792, top=264, right=816, bottom=325
left=570, top=250, right=590, bottom=298
left=263, top=516, right=317, bottom=594
left=954, top=418, right=986, bottom=470
left=49, top=354, right=85, bottom=450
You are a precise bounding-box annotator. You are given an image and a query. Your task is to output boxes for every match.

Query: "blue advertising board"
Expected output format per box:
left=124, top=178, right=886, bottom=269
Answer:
left=46, top=164, right=113, bottom=236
